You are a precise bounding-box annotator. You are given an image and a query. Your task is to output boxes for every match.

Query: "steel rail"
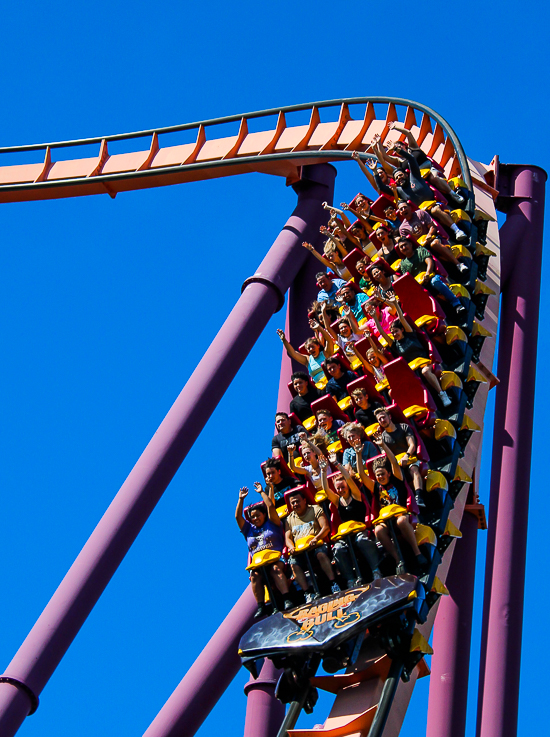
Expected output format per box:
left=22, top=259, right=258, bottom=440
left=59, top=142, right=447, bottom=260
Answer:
left=0, top=96, right=472, bottom=193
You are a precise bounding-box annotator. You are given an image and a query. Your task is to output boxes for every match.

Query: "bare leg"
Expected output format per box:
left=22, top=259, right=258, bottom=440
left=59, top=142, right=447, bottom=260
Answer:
left=428, top=238, right=460, bottom=266
left=316, top=551, right=336, bottom=581
left=375, top=523, right=399, bottom=562
left=291, top=563, right=309, bottom=592
left=427, top=171, right=452, bottom=195
left=409, top=465, right=424, bottom=492
left=429, top=204, right=454, bottom=230
left=270, top=562, right=290, bottom=594
left=422, top=365, right=444, bottom=394
left=396, top=515, right=421, bottom=556
left=250, top=570, right=265, bottom=604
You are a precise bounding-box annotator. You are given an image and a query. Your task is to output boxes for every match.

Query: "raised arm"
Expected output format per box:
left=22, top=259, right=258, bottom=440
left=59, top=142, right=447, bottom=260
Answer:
left=352, top=442, right=374, bottom=491
left=253, top=481, right=281, bottom=526
left=319, top=455, right=339, bottom=506
left=351, top=150, right=379, bottom=193
left=329, top=452, right=363, bottom=499
left=276, top=328, right=308, bottom=365
left=389, top=122, right=420, bottom=149
left=286, top=444, right=308, bottom=477
left=367, top=304, right=392, bottom=345
left=389, top=298, right=413, bottom=333
left=341, top=304, right=362, bottom=334
left=311, top=319, right=335, bottom=357
left=376, top=437, right=403, bottom=480
left=302, top=240, right=335, bottom=270
left=235, top=487, right=249, bottom=530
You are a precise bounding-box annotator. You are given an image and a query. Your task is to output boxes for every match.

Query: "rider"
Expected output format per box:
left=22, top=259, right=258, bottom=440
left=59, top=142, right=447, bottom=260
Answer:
left=236, top=484, right=294, bottom=617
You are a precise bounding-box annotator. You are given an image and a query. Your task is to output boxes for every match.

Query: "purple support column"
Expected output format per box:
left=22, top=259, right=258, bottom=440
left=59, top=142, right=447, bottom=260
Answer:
left=477, top=165, right=546, bottom=737
left=0, top=163, right=337, bottom=737
left=243, top=660, right=285, bottom=737
left=426, top=512, right=479, bottom=737
left=142, top=587, right=257, bottom=737
left=248, top=180, right=335, bottom=737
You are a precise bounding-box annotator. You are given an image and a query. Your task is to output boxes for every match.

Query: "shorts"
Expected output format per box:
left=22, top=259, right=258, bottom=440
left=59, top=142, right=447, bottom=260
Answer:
left=288, top=543, right=329, bottom=566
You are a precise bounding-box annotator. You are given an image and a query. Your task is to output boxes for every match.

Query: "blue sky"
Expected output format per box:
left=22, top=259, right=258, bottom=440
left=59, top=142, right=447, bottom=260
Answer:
left=0, top=2, right=549, bottom=736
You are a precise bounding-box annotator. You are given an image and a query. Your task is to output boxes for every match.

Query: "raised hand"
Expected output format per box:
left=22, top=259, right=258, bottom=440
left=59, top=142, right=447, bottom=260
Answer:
left=340, top=202, right=350, bottom=210
left=239, top=487, right=249, bottom=500
left=298, top=431, right=308, bottom=442
left=328, top=451, right=338, bottom=465
left=302, top=241, right=314, bottom=251
left=351, top=150, right=361, bottom=161
left=276, top=328, right=286, bottom=341
left=287, top=444, right=296, bottom=455
left=366, top=159, right=377, bottom=171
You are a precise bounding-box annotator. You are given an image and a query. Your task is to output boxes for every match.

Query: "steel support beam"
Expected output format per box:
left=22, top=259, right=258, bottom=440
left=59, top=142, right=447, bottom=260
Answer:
left=0, top=163, right=337, bottom=737
left=426, top=512, right=479, bottom=737
left=476, top=164, right=546, bottom=737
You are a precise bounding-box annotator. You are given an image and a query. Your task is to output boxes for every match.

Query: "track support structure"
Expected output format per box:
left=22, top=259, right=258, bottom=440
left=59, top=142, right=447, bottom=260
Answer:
left=476, top=164, right=546, bottom=737
left=0, top=163, right=336, bottom=737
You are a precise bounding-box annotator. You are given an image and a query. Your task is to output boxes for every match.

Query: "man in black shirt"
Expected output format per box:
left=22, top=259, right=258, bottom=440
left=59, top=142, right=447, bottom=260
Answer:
left=350, top=387, right=382, bottom=428
left=289, top=372, right=322, bottom=423
left=374, top=408, right=425, bottom=508
left=272, top=412, right=307, bottom=461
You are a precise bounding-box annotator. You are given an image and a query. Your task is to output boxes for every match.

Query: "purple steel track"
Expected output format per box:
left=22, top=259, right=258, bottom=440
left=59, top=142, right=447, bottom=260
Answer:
left=0, top=163, right=336, bottom=737
left=426, top=512, right=479, bottom=737
left=477, top=165, right=547, bottom=737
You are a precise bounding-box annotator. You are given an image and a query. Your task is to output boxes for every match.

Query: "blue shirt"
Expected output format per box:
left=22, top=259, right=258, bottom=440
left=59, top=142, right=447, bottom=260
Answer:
left=242, top=519, right=285, bottom=554
left=344, top=293, right=369, bottom=321
left=343, top=441, right=379, bottom=471
left=317, top=278, right=346, bottom=302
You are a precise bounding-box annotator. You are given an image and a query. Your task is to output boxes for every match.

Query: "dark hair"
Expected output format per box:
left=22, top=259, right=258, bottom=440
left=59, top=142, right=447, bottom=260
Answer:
left=287, top=489, right=307, bottom=501
left=391, top=321, right=404, bottom=332
left=275, top=411, right=289, bottom=420
left=397, top=200, right=409, bottom=208
left=246, top=502, right=268, bottom=524
left=325, top=356, right=344, bottom=369
left=372, top=457, right=389, bottom=472
left=316, top=271, right=329, bottom=281
left=265, top=458, right=281, bottom=471
left=291, top=371, right=310, bottom=383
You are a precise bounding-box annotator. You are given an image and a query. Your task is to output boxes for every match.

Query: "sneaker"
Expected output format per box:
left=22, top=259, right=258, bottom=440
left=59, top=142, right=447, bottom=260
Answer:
left=396, top=562, right=407, bottom=575
left=439, top=390, right=452, bottom=407
left=305, top=590, right=315, bottom=604
left=330, top=581, right=341, bottom=594
left=455, top=304, right=468, bottom=320
left=254, top=603, right=268, bottom=619
left=457, top=262, right=470, bottom=274
left=372, top=568, right=383, bottom=579
left=454, top=229, right=469, bottom=242
left=354, top=578, right=365, bottom=587
left=449, top=190, right=467, bottom=207
left=415, top=494, right=427, bottom=509
left=283, top=599, right=294, bottom=611
left=346, top=579, right=356, bottom=590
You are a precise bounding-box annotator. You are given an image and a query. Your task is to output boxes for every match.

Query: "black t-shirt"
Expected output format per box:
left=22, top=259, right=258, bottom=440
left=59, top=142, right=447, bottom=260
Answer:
left=289, top=387, right=322, bottom=422
left=271, top=425, right=307, bottom=459
left=381, top=423, right=415, bottom=455
left=390, top=333, right=427, bottom=363
left=272, top=477, right=300, bottom=505
left=325, top=370, right=359, bottom=401
left=354, top=402, right=382, bottom=428
left=338, top=495, right=367, bottom=524
left=374, top=475, right=408, bottom=508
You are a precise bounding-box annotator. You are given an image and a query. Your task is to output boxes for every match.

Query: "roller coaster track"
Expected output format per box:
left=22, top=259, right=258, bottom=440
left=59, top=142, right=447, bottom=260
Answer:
left=0, top=97, right=484, bottom=204
left=0, top=98, right=504, bottom=737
